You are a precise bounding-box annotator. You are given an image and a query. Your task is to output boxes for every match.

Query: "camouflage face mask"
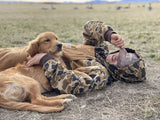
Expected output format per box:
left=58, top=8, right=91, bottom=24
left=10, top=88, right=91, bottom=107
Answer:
left=117, top=48, right=139, bottom=68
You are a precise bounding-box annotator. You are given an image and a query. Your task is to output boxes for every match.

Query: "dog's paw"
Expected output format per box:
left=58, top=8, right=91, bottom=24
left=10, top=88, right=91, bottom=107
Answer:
left=66, top=94, right=77, bottom=100
left=63, top=99, right=73, bottom=107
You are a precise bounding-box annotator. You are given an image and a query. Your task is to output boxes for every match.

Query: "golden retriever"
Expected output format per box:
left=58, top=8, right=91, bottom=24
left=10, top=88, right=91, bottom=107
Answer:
left=0, top=32, right=63, bottom=71
left=0, top=32, right=76, bottom=113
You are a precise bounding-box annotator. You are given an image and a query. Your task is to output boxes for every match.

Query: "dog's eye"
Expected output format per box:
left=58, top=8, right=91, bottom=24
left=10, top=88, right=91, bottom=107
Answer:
left=45, top=39, right=50, bottom=42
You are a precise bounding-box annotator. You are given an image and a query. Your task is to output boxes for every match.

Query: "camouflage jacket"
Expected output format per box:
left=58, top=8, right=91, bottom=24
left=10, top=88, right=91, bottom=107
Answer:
left=83, top=20, right=146, bottom=83
left=40, top=54, right=108, bottom=94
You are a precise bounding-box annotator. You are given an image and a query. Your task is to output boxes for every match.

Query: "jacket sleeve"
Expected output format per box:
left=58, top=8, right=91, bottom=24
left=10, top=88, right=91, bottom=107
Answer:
left=83, top=20, right=116, bottom=44
left=40, top=54, right=108, bottom=94
left=40, top=54, right=91, bottom=94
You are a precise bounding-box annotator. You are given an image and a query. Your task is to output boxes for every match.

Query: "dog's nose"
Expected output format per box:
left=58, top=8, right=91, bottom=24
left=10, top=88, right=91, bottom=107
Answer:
left=56, top=43, right=62, bottom=49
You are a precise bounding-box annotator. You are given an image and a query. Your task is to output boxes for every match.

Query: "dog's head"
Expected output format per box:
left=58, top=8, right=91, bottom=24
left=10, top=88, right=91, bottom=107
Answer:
left=27, top=32, right=62, bottom=57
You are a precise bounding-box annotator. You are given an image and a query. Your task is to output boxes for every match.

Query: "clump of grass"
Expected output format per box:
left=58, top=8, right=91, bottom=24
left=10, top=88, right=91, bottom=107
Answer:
left=145, top=54, right=160, bottom=60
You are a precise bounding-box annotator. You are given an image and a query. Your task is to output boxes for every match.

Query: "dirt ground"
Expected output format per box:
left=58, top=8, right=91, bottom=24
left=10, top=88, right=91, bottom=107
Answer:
left=0, top=58, right=159, bottom=120
left=0, top=2, right=160, bottom=120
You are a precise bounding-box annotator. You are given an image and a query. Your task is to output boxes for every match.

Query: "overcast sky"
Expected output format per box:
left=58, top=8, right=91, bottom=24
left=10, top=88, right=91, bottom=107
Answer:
left=0, top=0, right=122, bottom=3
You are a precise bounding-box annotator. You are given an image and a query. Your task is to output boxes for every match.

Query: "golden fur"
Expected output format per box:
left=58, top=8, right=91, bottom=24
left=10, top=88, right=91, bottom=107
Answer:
left=0, top=32, right=76, bottom=113
left=0, top=32, right=62, bottom=71
left=0, top=47, right=29, bottom=71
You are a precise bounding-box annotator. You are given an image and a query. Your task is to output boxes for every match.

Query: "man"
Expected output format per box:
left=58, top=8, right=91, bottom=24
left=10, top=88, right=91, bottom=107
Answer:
left=82, top=20, right=146, bottom=83
left=27, top=21, right=146, bottom=94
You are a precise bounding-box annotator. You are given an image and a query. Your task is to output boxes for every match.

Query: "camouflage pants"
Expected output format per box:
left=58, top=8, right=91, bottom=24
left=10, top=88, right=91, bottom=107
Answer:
left=43, top=58, right=109, bottom=95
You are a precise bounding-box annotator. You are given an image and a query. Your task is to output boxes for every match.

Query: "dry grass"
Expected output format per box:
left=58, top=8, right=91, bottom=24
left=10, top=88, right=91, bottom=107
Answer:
left=0, top=2, right=160, bottom=120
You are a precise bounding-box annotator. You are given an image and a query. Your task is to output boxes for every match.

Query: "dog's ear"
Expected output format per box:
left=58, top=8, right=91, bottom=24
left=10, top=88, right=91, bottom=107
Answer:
left=55, top=34, right=58, bottom=40
left=27, top=40, right=39, bottom=57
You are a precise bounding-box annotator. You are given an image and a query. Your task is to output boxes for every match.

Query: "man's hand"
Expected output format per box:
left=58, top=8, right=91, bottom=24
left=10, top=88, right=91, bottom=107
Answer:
left=110, top=34, right=125, bottom=48
left=26, top=53, right=47, bottom=67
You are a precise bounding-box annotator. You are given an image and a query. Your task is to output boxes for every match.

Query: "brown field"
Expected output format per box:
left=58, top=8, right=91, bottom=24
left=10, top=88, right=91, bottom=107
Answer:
left=0, top=2, right=160, bottom=120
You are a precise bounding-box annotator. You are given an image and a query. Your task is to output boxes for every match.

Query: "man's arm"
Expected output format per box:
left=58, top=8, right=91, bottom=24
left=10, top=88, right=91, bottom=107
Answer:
left=26, top=53, right=108, bottom=94
left=83, top=20, right=124, bottom=48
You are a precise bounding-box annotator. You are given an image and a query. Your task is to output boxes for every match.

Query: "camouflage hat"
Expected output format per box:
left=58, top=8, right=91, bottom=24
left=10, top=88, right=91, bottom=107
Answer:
left=106, top=48, right=146, bottom=83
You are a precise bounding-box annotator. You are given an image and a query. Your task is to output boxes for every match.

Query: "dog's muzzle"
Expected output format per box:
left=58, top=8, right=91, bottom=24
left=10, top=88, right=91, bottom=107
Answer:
left=56, top=43, right=62, bottom=51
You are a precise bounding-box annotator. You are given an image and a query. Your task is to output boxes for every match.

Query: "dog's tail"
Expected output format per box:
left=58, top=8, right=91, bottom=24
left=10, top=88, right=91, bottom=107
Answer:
left=0, top=98, right=65, bottom=113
